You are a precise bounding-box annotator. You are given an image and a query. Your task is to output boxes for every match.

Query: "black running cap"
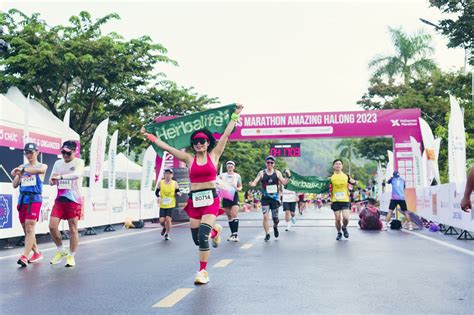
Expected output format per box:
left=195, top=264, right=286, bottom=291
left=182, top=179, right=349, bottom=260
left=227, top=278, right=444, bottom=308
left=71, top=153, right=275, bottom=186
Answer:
left=61, top=140, right=77, bottom=151
left=23, top=142, right=38, bottom=151
left=164, top=168, right=174, bottom=174
left=265, top=155, right=276, bottom=162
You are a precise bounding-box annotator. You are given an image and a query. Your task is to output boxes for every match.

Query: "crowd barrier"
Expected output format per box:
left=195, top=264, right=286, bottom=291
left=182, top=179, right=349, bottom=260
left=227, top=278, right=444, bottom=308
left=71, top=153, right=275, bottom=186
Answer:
left=0, top=183, right=158, bottom=239
left=380, top=182, right=473, bottom=234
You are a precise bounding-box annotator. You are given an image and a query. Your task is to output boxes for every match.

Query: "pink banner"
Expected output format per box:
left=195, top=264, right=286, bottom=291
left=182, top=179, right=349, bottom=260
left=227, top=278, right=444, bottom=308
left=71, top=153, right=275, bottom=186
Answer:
left=0, top=124, right=62, bottom=154
left=227, top=109, right=422, bottom=188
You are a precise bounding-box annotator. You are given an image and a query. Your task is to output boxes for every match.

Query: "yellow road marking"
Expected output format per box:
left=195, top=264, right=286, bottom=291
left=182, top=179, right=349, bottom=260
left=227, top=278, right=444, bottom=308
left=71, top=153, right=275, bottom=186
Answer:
left=240, top=243, right=254, bottom=249
left=213, top=259, right=233, bottom=268
left=153, top=288, right=194, bottom=308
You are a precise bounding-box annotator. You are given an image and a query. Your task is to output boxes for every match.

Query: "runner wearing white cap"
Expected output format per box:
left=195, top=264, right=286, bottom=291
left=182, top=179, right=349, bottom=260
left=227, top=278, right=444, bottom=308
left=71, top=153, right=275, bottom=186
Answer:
left=218, top=160, right=242, bottom=242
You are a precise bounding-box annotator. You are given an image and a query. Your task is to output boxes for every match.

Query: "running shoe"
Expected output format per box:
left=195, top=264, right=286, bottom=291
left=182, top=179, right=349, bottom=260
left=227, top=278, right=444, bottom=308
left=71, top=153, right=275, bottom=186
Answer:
left=17, top=255, right=28, bottom=268
left=29, top=252, right=43, bottom=263
left=382, top=224, right=388, bottom=231
left=232, top=235, right=239, bottom=242
left=227, top=235, right=234, bottom=242
left=65, top=255, right=75, bottom=268
left=161, top=228, right=166, bottom=236
left=194, top=270, right=209, bottom=285
left=408, top=223, right=414, bottom=231
left=165, top=234, right=171, bottom=241
left=342, top=227, right=349, bottom=238
left=211, top=224, right=222, bottom=248
left=285, top=225, right=290, bottom=232
left=291, top=217, right=296, bottom=224
left=336, top=232, right=343, bottom=241
left=50, top=250, right=68, bottom=265
left=273, top=226, right=279, bottom=238
left=264, top=234, right=271, bottom=242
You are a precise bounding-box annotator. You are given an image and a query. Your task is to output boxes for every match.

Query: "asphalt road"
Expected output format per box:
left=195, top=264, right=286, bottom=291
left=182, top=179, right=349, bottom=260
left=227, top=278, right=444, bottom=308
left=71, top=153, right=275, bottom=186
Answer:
left=1, top=206, right=473, bottom=314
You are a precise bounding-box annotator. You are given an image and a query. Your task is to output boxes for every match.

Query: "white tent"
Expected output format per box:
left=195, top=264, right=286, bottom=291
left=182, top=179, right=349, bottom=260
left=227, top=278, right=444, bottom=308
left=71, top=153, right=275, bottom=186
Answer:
left=2, top=87, right=79, bottom=141
left=84, top=153, right=143, bottom=180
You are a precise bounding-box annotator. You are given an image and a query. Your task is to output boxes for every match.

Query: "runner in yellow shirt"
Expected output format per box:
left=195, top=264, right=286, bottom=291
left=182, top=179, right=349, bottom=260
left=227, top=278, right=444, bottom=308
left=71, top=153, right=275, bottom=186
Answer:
left=155, top=169, right=181, bottom=240
left=330, top=159, right=357, bottom=241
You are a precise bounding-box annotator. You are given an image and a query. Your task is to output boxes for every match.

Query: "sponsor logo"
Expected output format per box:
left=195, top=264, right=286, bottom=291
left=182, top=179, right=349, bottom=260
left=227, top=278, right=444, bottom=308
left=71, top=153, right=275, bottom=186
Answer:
left=391, top=119, right=400, bottom=126
left=0, top=194, right=13, bottom=229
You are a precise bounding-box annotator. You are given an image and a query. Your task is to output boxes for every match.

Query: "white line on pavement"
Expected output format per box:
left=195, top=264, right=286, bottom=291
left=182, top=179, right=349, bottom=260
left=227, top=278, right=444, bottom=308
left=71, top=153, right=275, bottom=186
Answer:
left=0, top=222, right=188, bottom=261
left=402, top=230, right=474, bottom=256
left=213, top=259, right=233, bottom=268
left=152, top=288, right=194, bottom=308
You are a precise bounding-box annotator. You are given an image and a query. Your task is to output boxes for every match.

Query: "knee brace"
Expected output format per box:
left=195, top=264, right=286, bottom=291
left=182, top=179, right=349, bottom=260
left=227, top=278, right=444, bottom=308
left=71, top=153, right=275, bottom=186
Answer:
left=229, top=218, right=239, bottom=234
left=191, top=228, right=199, bottom=246
left=198, top=223, right=212, bottom=251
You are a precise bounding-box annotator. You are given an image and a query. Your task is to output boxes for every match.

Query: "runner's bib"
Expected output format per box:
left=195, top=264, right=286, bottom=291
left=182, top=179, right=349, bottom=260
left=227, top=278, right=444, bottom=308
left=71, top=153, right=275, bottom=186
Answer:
left=161, top=197, right=172, bottom=206
left=266, top=185, right=278, bottom=194
left=58, top=180, right=72, bottom=190
left=21, top=176, right=36, bottom=187
left=192, top=190, right=214, bottom=208
left=334, top=191, right=347, bottom=201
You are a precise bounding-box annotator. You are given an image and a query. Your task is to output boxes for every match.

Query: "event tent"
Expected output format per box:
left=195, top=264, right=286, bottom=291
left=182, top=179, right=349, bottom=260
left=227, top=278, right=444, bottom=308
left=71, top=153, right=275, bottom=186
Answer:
left=84, top=153, right=143, bottom=180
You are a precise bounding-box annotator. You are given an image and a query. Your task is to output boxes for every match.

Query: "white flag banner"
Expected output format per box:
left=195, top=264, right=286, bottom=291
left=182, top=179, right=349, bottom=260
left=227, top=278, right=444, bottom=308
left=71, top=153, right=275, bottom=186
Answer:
left=140, top=145, right=157, bottom=219
left=376, top=162, right=384, bottom=200
left=63, top=108, right=71, bottom=128
left=433, top=138, right=441, bottom=185
left=419, top=118, right=437, bottom=186
left=386, top=150, right=394, bottom=181
left=108, top=130, right=118, bottom=191
left=410, top=136, right=424, bottom=190
left=448, top=96, right=466, bottom=193
left=89, top=118, right=109, bottom=201
left=422, top=150, right=428, bottom=187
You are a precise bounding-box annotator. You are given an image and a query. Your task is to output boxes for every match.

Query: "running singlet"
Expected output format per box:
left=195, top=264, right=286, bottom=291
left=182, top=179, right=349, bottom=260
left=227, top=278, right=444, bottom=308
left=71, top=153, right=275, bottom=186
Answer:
left=218, top=172, right=242, bottom=188
left=261, top=171, right=279, bottom=200
left=189, top=154, right=217, bottom=183
left=330, top=173, right=350, bottom=202
left=282, top=189, right=298, bottom=203
left=159, top=180, right=178, bottom=209
left=18, top=163, right=43, bottom=204
left=388, top=177, right=405, bottom=200
left=51, top=158, right=85, bottom=204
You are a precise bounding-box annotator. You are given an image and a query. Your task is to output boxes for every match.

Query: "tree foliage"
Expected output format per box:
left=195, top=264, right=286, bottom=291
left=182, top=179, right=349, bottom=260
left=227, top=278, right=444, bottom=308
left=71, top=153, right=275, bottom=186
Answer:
left=429, top=0, right=474, bottom=65
left=369, top=27, right=436, bottom=85
left=0, top=9, right=217, bottom=162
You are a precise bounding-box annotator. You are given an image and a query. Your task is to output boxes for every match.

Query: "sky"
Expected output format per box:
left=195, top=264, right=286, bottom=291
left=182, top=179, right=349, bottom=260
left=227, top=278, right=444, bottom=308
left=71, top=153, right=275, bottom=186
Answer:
left=2, top=0, right=468, bottom=115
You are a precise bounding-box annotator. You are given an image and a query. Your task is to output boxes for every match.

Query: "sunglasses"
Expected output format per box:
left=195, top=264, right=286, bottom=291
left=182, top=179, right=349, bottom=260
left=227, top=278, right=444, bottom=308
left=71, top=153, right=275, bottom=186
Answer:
left=192, top=138, right=208, bottom=145
left=23, top=150, right=35, bottom=155
left=61, top=150, right=72, bottom=156
left=266, top=161, right=275, bottom=164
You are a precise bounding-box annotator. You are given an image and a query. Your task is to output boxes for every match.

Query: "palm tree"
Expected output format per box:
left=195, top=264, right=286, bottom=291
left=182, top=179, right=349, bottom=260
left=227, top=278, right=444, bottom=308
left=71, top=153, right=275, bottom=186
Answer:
left=336, top=139, right=359, bottom=174
left=369, top=27, right=437, bottom=85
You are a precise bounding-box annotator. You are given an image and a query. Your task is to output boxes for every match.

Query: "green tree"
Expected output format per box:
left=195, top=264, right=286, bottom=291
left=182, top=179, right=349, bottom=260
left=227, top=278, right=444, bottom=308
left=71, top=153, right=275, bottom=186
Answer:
left=353, top=138, right=392, bottom=166
left=336, top=139, right=359, bottom=174
left=428, top=0, right=474, bottom=65
left=0, top=10, right=217, bottom=162
left=219, top=141, right=287, bottom=193
left=369, top=27, right=437, bottom=85
left=359, top=70, right=473, bottom=183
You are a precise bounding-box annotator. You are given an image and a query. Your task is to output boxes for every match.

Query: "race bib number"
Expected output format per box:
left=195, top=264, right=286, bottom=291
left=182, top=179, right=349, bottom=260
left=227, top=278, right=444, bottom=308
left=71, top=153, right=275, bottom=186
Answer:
left=21, top=176, right=36, bottom=187
left=335, top=191, right=347, bottom=201
left=192, top=190, right=214, bottom=208
left=58, top=180, right=72, bottom=190
left=161, top=197, right=172, bottom=206
left=266, top=185, right=278, bottom=194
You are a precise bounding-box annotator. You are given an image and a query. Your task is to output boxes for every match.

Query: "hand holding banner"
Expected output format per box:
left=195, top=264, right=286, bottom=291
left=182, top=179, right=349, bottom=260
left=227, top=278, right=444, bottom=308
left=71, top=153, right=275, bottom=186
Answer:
left=144, top=104, right=237, bottom=156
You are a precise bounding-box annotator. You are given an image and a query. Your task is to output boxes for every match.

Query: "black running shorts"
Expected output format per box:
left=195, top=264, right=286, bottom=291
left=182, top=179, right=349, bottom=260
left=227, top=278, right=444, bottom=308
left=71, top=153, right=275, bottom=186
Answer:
left=222, top=192, right=240, bottom=208
left=389, top=199, right=408, bottom=211
left=283, top=202, right=297, bottom=212
left=159, top=208, right=174, bottom=218
left=331, top=202, right=350, bottom=211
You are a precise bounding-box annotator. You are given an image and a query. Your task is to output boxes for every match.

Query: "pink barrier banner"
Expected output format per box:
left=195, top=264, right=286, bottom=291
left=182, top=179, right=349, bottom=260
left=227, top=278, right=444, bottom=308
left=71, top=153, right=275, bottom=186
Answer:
left=0, top=124, right=62, bottom=154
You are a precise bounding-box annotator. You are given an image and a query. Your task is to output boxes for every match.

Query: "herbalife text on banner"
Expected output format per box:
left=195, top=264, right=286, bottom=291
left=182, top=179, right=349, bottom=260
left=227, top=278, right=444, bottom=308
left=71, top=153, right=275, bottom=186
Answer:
left=144, top=104, right=236, bottom=156
left=285, top=171, right=330, bottom=194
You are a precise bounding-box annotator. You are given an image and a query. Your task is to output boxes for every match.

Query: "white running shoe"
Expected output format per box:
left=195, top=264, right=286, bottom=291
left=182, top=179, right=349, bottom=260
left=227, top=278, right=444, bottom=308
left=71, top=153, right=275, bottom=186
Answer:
left=232, top=235, right=239, bottom=242
left=382, top=224, right=388, bottom=231
left=194, top=270, right=209, bottom=285
left=408, top=223, right=414, bottom=231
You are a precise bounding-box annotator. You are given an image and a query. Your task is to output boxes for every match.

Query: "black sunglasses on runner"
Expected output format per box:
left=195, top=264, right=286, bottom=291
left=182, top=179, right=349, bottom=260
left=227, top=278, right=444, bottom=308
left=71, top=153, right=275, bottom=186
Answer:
left=61, top=150, right=72, bottom=156
left=192, top=138, right=208, bottom=145
left=266, top=161, right=274, bottom=164
left=23, top=150, right=34, bottom=155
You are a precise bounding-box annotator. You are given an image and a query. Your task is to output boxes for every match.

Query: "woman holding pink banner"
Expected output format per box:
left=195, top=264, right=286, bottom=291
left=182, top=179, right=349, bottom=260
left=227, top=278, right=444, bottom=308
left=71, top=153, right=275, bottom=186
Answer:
left=141, top=104, right=243, bottom=285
